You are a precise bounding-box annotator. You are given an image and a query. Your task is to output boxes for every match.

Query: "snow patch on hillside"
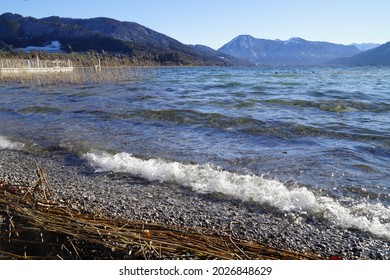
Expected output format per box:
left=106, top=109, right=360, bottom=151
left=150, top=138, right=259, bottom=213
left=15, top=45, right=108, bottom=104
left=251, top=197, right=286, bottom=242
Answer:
left=17, top=41, right=65, bottom=53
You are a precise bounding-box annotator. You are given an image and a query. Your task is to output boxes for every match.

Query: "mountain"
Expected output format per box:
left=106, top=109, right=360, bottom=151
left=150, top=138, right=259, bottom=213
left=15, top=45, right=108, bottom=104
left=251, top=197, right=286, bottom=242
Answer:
left=328, top=41, right=390, bottom=66
left=0, top=13, right=242, bottom=66
left=218, top=35, right=361, bottom=65
left=189, top=44, right=252, bottom=66
left=351, top=43, right=380, bottom=51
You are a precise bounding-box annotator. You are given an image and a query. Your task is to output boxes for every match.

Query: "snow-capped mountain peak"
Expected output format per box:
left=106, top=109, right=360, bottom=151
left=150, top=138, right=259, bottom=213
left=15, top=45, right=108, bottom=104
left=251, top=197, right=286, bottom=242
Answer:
left=218, top=35, right=361, bottom=65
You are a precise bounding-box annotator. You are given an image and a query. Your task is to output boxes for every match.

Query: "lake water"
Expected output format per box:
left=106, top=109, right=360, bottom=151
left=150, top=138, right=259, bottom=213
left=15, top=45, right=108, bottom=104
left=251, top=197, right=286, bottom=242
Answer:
left=1, top=66, right=389, bottom=240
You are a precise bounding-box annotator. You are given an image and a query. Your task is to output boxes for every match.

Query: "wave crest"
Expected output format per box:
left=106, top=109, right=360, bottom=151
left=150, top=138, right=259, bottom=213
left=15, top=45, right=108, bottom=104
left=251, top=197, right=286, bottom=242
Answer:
left=85, top=151, right=390, bottom=239
left=0, top=135, right=24, bottom=150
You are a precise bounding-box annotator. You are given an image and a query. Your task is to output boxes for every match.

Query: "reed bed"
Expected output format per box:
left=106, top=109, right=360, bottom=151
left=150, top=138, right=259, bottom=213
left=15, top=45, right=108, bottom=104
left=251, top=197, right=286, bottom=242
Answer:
left=0, top=165, right=321, bottom=260
left=0, top=52, right=153, bottom=85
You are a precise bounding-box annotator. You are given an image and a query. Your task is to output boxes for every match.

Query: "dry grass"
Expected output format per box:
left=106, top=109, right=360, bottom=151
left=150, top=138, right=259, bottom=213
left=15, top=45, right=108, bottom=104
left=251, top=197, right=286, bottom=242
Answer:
left=0, top=165, right=322, bottom=260
left=0, top=52, right=154, bottom=85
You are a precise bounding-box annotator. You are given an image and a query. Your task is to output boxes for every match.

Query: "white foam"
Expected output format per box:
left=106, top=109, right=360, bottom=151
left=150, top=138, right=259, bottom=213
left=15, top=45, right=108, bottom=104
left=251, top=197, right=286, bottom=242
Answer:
left=85, top=151, right=390, bottom=239
left=0, top=135, right=24, bottom=150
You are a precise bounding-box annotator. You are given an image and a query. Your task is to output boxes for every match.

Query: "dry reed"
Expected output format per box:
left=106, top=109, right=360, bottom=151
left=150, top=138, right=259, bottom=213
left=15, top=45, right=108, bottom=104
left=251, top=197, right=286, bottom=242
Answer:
left=0, top=165, right=322, bottom=260
left=0, top=52, right=154, bottom=85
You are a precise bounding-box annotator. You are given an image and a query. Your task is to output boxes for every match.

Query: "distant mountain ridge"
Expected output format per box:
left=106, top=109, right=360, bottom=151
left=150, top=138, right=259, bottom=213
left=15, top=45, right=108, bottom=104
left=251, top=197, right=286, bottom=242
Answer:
left=328, top=41, right=390, bottom=66
left=351, top=43, right=381, bottom=51
left=218, top=35, right=361, bottom=65
left=188, top=44, right=252, bottom=66
left=0, top=13, right=243, bottom=66
left=1, top=13, right=388, bottom=66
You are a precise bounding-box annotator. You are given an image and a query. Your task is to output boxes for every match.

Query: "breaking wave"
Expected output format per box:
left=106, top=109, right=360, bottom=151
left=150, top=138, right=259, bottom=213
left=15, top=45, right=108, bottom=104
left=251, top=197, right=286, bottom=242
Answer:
left=85, top=151, right=390, bottom=239
left=0, top=135, right=24, bottom=150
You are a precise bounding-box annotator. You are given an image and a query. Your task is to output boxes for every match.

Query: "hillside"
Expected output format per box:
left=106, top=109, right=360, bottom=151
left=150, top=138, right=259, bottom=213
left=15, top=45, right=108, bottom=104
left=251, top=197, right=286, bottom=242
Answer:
left=218, top=35, right=361, bottom=65
left=328, top=42, right=390, bottom=66
left=0, top=13, right=242, bottom=66
left=189, top=44, right=252, bottom=66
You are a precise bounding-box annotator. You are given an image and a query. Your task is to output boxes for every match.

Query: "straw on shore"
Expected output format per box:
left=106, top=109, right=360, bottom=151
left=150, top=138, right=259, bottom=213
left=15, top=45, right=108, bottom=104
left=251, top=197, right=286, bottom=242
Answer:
left=0, top=164, right=321, bottom=260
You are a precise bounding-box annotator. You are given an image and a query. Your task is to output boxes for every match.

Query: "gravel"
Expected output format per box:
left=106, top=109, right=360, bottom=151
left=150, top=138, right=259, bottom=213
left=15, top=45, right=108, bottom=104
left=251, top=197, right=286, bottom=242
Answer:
left=1, top=149, right=389, bottom=259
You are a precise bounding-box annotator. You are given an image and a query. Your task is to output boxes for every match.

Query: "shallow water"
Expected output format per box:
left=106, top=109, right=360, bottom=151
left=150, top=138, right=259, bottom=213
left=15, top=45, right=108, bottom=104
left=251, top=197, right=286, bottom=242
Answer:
left=1, top=66, right=389, bottom=239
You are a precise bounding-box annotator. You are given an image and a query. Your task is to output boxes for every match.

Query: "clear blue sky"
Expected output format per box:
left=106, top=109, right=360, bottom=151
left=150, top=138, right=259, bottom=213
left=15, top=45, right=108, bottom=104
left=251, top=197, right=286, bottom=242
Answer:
left=1, top=0, right=389, bottom=49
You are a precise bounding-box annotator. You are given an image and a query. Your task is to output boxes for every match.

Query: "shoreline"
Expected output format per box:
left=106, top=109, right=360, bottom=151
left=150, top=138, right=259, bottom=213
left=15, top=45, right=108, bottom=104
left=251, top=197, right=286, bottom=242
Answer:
left=1, top=149, right=389, bottom=259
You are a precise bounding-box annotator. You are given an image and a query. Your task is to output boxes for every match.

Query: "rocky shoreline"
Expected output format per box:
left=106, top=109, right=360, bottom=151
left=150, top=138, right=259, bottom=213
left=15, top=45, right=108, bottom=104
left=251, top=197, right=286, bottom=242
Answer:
left=1, top=149, right=389, bottom=259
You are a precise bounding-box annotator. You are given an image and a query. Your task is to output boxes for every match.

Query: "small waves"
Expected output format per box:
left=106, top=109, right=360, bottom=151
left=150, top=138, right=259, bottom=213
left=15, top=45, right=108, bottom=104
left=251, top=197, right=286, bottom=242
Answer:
left=105, top=108, right=388, bottom=141
left=18, top=106, right=62, bottom=115
left=84, top=151, right=390, bottom=239
left=202, top=81, right=243, bottom=90
left=265, top=98, right=390, bottom=113
left=68, top=106, right=389, bottom=145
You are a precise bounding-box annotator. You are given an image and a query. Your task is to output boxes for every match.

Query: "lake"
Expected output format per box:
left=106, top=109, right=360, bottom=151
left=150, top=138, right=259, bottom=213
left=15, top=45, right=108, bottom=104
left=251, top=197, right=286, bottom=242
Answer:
left=1, top=66, right=389, bottom=241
